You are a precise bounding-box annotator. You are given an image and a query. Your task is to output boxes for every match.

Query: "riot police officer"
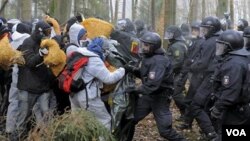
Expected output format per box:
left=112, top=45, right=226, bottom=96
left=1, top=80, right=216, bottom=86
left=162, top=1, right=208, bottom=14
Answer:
left=116, top=18, right=136, bottom=35
left=237, top=19, right=248, bottom=32
left=125, top=32, right=186, bottom=141
left=183, top=16, right=222, bottom=140
left=176, top=21, right=205, bottom=130
left=180, top=23, right=192, bottom=47
left=164, top=25, right=188, bottom=121
left=210, top=30, right=250, bottom=140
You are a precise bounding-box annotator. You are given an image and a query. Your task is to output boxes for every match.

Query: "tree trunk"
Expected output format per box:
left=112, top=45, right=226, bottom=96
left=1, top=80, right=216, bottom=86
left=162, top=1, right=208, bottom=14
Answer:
left=248, top=0, right=250, bottom=22
left=122, top=0, right=126, bottom=18
left=0, top=0, right=8, bottom=17
left=20, top=0, right=32, bottom=21
left=34, top=0, right=38, bottom=18
left=164, top=0, right=176, bottom=27
left=53, top=0, right=72, bottom=24
left=188, top=0, right=200, bottom=23
left=132, top=0, right=135, bottom=21
left=243, top=0, right=247, bottom=19
left=164, top=0, right=176, bottom=48
left=216, top=0, right=228, bottom=18
left=114, top=0, right=119, bottom=23
left=151, top=0, right=155, bottom=30
left=230, top=0, right=234, bottom=26
left=110, top=0, right=113, bottom=22
left=202, top=0, right=206, bottom=18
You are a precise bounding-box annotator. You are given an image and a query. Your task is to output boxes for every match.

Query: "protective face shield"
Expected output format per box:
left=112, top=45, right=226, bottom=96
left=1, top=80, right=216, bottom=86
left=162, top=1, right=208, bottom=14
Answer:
left=116, top=20, right=126, bottom=31
left=215, top=41, right=228, bottom=56
left=164, top=31, right=174, bottom=40
left=220, top=19, right=228, bottom=31
left=244, top=37, right=250, bottom=50
left=200, top=27, right=210, bottom=38
left=237, top=20, right=244, bottom=28
left=141, top=42, right=153, bottom=57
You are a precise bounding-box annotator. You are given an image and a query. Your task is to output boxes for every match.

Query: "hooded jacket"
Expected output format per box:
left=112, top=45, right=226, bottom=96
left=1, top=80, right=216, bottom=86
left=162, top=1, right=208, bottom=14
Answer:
left=11, top=30, right=30, bottom=86
left=66, top=23, right=125, bottom=99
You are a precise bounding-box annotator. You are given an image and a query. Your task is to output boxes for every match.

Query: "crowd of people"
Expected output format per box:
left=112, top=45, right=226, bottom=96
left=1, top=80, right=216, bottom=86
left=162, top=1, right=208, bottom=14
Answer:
left=0, top=13, right=249, bottom=141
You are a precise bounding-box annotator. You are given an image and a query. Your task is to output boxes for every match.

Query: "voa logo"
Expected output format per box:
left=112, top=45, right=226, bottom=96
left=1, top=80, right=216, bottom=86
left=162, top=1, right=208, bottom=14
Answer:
left=226, top=129, right=246, bottom=136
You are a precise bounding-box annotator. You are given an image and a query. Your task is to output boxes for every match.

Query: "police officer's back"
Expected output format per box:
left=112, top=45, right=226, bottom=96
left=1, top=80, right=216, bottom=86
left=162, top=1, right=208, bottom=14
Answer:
left=164, top=25, right=188, bottom=119
left=165, top=25, right=187, bottom=74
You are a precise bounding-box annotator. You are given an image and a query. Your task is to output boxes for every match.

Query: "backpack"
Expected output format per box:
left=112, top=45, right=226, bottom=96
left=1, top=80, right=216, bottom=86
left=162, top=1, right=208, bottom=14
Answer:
left=58, top=51, right=89, bottom=94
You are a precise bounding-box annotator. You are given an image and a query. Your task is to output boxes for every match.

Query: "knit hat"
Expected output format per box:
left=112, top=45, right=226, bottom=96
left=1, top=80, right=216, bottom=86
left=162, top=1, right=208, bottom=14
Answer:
left=12, top=23, right=31, bottom=34
left=87, top=37, right=104, bottom=60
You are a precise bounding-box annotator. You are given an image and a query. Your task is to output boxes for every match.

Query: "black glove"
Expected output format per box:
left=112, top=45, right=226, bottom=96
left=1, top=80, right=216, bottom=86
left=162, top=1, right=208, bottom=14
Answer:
left=125, top=85, right=137, bottom=94
left=210, top=106, right=221, bottom=119
left=124, top=61, right=137, bottom=73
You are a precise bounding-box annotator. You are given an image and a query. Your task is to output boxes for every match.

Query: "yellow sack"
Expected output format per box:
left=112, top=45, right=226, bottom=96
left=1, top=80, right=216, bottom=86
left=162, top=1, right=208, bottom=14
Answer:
left=0, top=36, right=25, bottom=70
left=81, top=18, right=114, bottom=39
left=40, top=39, right=66, bottom=76
left=44, top=15, right=61, bottom=35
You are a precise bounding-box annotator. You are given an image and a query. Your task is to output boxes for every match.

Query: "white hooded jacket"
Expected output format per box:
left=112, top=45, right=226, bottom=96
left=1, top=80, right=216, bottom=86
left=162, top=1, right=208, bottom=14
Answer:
left=66, top=23, right=125, bottom=99
left=11, top=31, right=30, bottom=85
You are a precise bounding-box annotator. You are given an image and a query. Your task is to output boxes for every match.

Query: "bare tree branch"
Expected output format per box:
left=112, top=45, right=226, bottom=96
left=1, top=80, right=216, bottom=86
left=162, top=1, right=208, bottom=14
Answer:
left=0, top=0, right=9, bottom=15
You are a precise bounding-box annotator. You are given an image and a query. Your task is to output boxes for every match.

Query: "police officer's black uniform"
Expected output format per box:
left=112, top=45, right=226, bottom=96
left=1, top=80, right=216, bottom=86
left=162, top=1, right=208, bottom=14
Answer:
left=125, top=32, right=186, bottom=141
left=185, top=16, right=222, bottom=140
left=210, top=30, right=250, bottom=141
left=165, top=25, right=188, bottom=118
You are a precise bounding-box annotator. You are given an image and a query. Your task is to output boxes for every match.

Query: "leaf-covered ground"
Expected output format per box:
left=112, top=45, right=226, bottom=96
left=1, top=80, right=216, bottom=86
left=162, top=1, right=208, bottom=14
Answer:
left=133, top=102, right=201, bottom=141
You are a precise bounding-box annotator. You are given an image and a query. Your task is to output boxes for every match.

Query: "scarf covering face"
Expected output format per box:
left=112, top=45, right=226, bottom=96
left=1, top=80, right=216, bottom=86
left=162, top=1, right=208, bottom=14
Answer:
left=87, top=37, right=104, bottom=60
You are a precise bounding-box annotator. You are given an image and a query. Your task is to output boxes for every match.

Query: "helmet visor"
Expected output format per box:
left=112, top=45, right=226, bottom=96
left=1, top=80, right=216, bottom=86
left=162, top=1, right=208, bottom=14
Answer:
left=164, top=31, right=174, bottom=40
left=116, top=20, right=126, bottom=31
left=141, top=42, right=151, bottom=54
left=244, top=37, right=250, bottom=48
left=216, top=42, right=227, bottom=56
left=200, top=27, right=209, bottom=38
left=237, top=20, right=244, bottom=27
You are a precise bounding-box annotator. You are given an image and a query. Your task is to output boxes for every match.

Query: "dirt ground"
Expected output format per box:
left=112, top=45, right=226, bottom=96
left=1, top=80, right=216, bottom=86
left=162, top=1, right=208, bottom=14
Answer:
left=133, top=102, right=201, bottom=141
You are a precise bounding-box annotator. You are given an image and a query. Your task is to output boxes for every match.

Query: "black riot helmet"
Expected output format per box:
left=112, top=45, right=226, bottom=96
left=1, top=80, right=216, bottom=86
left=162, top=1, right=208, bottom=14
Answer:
left=191, top=21, right=201, bottom=30
left=116, top=18, right=135, bottom=34
left=134, top=19, right=145, bottom=31
left=164, top=25, right=184, bottom=42
left=237, top=19, right=248, bottom=31
left=215, top=30, right=244, bottom=56
left=200, top=16, right=221, bottom=39
left=180, top=23, right=191, bottom=37
left=140, top=31, right=162, bottom=56
left=243, top=26, right=250, bottom=50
